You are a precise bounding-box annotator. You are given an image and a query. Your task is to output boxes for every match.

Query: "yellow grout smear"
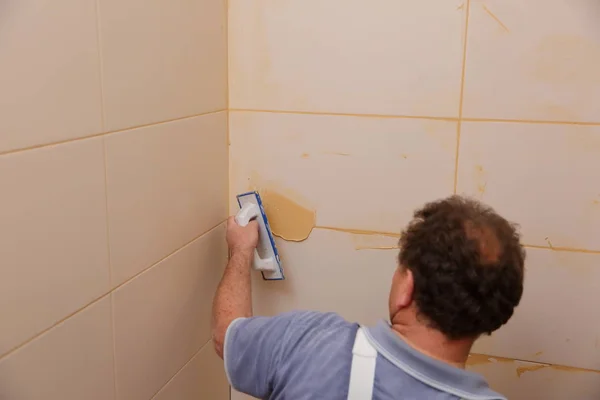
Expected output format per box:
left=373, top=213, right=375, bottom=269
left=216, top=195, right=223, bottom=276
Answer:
left=481, top=4, right=510, bottom=33
left=516, top=365, right=546, bottom=378
left=467, top=353, right=600, bottom=376
left=466, top=354, right=497, bottom=366
left=260, top=190, right=316, bottom=242
left=316, top=226, right=401, bottom=238
left=351, top=233, right=400, bottom=251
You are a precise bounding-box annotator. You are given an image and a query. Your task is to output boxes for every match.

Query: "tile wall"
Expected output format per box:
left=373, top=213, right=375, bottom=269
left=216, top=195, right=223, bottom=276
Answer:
left=0, top=0, right=229, bottom=399
left=228, top=0, right=600, bottom=398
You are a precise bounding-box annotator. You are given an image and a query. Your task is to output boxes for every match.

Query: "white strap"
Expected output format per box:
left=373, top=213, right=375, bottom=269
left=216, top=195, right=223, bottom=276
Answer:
left=347, top=327, right=377, bottom=400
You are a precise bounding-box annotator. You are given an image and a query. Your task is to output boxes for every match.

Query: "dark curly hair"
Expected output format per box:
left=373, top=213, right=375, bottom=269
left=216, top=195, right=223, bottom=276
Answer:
left=399, top=196, right=525, bottom=340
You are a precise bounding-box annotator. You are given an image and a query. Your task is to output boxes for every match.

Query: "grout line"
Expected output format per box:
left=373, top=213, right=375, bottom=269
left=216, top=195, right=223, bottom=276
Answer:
left=225, top=0, right=231, bottom=115
left=0, top=220, right=226, bottom=363
left=94, top=0, right=107, bottom=132
left=462, top=116, right=600, bottom=126
left=524, top=244, right=600, bottom=255
left=225, top=0, right=231, bottom=220
left=314, top=226, right=600, bottom=255
left=230, top=108, right=458, bottom=122
left=109, top=294, right=119, bottom=400
left=226, top=0, right=231, bottom=381
left=110, top=220, right=227, bottom=293
left=227, top=111, right=231, bottom=216
left=0, top=292, right=109, bottom=360
left=315, top=226, right=400, bottom=238
left=453, top=0, right=471, bottom=194
left=101, top=137, right=118, bottom=398
left=149, top=339, right=214, bottom=400
left=469, top=352, right=600, bottom=373
left=101, top=139, right=113, bottom=287
left=0, top=109, right=226, bottom=158
left=229, top=108, right=600, bottom=127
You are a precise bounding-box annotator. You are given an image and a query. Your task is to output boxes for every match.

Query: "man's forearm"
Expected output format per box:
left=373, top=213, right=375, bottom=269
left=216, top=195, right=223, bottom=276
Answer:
left=212, top=250, right=253, bottom=358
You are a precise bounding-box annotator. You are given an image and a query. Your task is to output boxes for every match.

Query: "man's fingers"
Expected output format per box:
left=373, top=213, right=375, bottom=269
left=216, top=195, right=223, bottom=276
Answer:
left=228, top=216, right=259, bottom=230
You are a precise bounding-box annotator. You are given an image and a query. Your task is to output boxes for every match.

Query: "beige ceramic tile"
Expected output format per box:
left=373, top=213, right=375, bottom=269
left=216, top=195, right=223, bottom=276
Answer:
left=457, top=121, right=600, bottom=250
left=98, top=0, right=227, bottom=130
left=105, top=113, right=228, bottom=286
left=0, top=297, right=115, bottom=400
left=153, top=342, right=229, bottom=400
left=0, top=139, right=110, bottom=356
left=230, top=111, right=456, bottom=233
left=463, top=0, right=600, bottom=122
left=467, top=355, right=600, bottom=400
left=0, top=0, right=102, bottom=153
left=113, top=224, right=227, bottom=400
left=229, top=0, right=465, bottom=117
left=473, top=248, right=600, bottom=371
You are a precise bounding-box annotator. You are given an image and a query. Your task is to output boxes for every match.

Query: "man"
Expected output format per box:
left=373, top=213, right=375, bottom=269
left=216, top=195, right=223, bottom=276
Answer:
left=212, top=196, right=525, bottom=399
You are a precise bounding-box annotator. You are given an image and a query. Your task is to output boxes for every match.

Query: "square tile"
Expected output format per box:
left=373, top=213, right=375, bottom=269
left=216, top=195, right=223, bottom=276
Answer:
left=463, top=0, right=600, bottom=122
left=230, top=111, right=456, bottom=233
left=112, top=224, right=227, bottom=400
left=0, top=298, right=114, bottom=400
left=457, top=121, right=600, bottom=250
left=0, top=139, right=110, bottom=356
left=153, top=342, right=229, bottom=400
left=0, top=0, right=102, bottom=153
left=229, top=0, right=465, bottom=117
left=105, top=112, right=228, bottom=286
left=473, top=248, right=600, bottom=371
left=99, top=0, right=227, bottom=130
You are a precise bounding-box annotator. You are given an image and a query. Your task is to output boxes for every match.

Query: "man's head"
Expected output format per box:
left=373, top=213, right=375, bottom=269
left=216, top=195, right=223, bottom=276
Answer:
left=389, top=196, right=525, bottom=340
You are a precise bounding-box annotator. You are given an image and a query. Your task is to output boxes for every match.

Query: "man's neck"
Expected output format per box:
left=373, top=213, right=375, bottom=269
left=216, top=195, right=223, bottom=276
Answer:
left=390, top=321, right=474, bottom=369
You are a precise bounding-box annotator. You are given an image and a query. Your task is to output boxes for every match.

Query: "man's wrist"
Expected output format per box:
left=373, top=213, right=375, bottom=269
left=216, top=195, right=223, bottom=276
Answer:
left=229, top=247, right=254, bottom=266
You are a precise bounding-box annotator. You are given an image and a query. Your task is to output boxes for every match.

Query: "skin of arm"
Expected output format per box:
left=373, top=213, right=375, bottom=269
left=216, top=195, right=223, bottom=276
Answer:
left=212, top=216, right=259, bottom=359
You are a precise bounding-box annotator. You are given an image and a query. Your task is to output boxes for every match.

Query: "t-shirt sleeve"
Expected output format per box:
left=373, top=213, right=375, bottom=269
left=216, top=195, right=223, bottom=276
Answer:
left=224, top=313, right=297, bottom=398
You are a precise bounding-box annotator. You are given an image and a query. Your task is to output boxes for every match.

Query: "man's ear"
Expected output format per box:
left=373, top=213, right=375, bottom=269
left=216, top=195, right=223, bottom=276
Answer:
left=397, top=268, right=414, bottom=309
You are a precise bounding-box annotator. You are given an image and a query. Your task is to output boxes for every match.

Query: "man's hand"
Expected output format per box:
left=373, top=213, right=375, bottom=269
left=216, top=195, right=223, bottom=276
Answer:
left=226, top=216, right=259, bottom=255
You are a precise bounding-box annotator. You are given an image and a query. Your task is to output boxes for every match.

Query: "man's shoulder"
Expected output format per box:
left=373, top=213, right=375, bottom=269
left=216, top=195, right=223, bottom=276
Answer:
left=277, top=310, right=356, bottom=329
left=273, top=311, right=358, bottom=358
left=228, top=310, right=357, bottom=345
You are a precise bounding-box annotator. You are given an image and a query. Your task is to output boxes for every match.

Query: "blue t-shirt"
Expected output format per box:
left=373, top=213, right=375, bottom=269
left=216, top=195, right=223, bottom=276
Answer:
left=224, top=311, right=506, bottom=400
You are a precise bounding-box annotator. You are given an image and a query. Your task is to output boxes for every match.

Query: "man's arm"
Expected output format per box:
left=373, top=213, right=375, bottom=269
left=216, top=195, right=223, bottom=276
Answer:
left=212, top=216, right=259, bottom=358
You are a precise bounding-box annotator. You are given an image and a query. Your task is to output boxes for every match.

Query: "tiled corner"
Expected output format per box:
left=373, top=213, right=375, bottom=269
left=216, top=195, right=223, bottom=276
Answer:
left=463, top=0, right=600, bottom=122
left=457, top=121, right=600, bottom=251
left=468, top=355, right=600, bottom=400
left=0, top=138, right=110, bottom=356
left=230, top=111, right=456, bottom=233
left=229, top=0, right=465, bottom=117
left=0, top=0, right=102, bottom=153
left=0, top=297, right=114, bottom=400
left=473, top=247, right=600, bottom=371
left=153, top=342, right=229, bottom=400
left=98, top=0, right=227, bottom=130
left=105, top=112, right=228, bottom=286
left=112, top=224, right=227, bottom=400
